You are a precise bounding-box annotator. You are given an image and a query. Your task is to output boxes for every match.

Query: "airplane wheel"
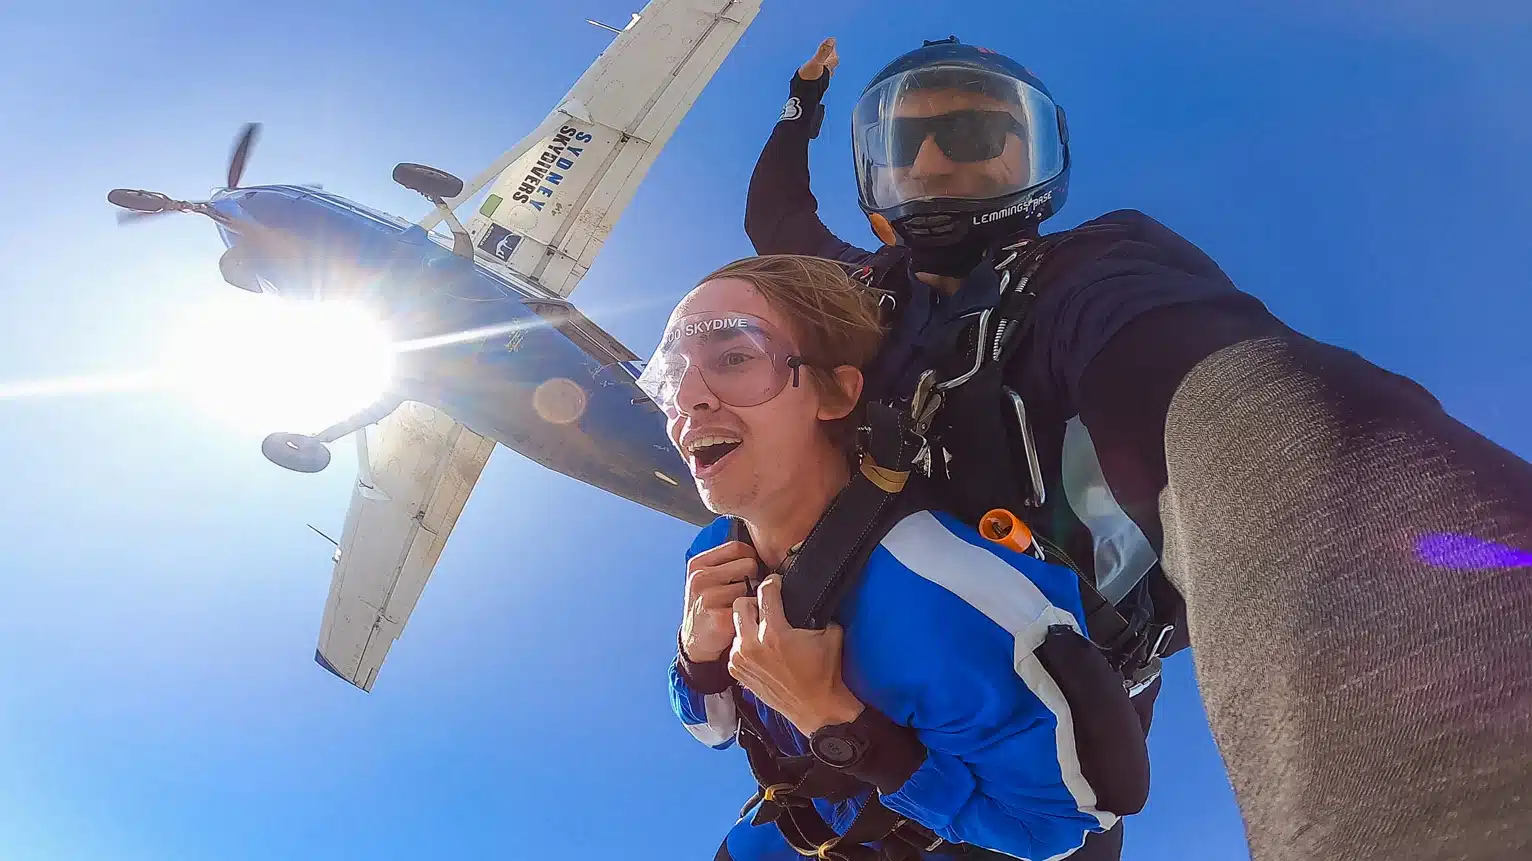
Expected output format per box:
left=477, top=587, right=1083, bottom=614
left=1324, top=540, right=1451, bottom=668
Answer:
left=262, top=433, right=332, bottom=473
left=392, top=162, right=465, bottom=200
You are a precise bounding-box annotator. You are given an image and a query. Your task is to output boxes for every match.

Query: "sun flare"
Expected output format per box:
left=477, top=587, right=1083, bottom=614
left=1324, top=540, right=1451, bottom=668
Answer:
left=156, top=295, right=396, bottom=433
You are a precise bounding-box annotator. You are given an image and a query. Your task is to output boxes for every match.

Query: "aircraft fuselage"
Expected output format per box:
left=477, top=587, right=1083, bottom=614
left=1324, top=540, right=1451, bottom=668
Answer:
left=209, top=185, right=705, bottom=524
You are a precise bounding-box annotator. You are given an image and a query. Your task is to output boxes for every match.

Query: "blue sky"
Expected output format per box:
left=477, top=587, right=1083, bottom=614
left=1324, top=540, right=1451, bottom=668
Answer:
left=2, top=1, right=1529, bottom=859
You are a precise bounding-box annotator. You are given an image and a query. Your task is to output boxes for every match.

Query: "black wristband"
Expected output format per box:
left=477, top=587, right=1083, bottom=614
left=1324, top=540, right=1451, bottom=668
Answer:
left=789, top=70, right=831, bottom=107
left=675, top=631, right=733, bottom=695
left=839, top=707, right=928, bottom=794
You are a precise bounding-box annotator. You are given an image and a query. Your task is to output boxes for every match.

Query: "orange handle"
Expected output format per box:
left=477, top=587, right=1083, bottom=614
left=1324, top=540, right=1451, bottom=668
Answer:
left=979, top=508, right=1034, bottom=554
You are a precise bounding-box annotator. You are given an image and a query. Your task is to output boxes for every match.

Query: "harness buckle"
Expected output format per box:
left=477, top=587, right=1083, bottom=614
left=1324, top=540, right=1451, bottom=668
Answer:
left=910, top=370, right=943, bottom=437
left=762, top=783, right=795, bottom=803
left=811, top=837, right=841, bottom=859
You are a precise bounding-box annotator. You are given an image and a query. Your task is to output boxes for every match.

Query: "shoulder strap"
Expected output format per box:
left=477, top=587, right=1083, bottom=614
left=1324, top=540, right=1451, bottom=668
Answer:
left=780, top=400, right=927, bottom=630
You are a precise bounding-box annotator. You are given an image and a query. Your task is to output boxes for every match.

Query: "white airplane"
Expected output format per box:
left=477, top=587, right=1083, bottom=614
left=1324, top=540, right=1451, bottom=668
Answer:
left=108, top=0, right=762, bottom=691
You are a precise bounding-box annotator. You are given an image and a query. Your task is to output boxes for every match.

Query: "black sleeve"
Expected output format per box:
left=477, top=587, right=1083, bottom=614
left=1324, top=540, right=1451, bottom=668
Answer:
left=675, top=644, right=734, bottom=695
left=1020, top=210, right=1289, bottom=548
left=744, top=71, right=874, bottom=264
left=838, top=706, right=927, bottom=794
left=1027, top=210, right=1275, bottom=410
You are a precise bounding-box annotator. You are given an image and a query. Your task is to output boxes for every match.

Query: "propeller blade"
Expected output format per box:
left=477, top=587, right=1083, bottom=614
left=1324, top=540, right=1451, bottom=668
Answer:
left=108, top=188, right=173, bottom=213
left=227, top=122, right=261, bottom=190
left=116, top=209, right=173, bottom=225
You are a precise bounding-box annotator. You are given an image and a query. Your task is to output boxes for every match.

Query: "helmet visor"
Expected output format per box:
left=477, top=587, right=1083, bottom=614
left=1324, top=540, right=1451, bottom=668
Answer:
left=636, top=313, right=802, bottom=413
left=853, top=65, right=1065, bottom=211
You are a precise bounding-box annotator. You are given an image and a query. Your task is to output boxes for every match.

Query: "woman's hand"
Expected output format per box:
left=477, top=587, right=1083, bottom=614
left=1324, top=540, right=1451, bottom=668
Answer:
left=728, top=575, right=865, bottom=735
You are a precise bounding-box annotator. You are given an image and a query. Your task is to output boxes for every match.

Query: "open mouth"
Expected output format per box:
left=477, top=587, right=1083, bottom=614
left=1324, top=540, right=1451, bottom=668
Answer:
left=693, top=441, right=741, bottom=470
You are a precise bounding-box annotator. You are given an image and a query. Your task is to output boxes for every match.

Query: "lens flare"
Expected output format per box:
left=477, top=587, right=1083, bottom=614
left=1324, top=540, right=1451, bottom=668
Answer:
left=533, top=378, right=588, bottom=425
left=1416, top=533, right=1532, bottom=570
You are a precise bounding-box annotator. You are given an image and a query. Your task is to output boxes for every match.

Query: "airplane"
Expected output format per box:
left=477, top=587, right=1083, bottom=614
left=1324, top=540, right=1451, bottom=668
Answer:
left=105, top=0, right=761, bottom=692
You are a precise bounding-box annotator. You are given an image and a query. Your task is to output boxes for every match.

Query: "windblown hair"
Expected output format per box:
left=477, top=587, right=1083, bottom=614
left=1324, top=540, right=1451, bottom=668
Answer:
left=695, top=254, right=889, bottom=454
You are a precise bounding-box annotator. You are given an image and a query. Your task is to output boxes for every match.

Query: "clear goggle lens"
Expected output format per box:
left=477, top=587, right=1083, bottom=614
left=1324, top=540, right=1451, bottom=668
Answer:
left=636, top=313, right=804, bottom=412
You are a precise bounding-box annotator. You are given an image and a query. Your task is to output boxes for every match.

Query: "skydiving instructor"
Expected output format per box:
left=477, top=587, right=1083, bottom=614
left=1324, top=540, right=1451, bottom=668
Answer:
left=745, top=35, right=1532, bottom=861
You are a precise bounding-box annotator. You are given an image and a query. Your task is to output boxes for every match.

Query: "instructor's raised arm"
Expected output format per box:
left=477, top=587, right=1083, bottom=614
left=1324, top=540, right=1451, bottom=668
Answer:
left=744, top=38, right=871, bottom=263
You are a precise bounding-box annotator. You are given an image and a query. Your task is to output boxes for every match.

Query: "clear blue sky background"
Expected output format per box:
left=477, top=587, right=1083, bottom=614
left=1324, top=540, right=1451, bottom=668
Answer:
left=2, top=1, right=1529, bottom=859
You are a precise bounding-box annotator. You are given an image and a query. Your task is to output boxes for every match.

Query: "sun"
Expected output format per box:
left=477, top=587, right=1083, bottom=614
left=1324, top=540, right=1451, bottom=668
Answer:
left=157, top=293, right=397, bottom=434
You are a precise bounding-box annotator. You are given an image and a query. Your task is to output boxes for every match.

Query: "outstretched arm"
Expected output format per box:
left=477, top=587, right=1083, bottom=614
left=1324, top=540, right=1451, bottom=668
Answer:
left=744, top=38, right=872, bottom=264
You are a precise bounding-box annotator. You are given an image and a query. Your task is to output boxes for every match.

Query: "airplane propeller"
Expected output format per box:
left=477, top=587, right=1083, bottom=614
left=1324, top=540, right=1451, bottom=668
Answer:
left=227, top=122, right=260, bottom=190
left=108, top=188, right=189, bottom=224
left=107, top=122, right=263, bottom=225
left=114, top=208, right=171, bottom=225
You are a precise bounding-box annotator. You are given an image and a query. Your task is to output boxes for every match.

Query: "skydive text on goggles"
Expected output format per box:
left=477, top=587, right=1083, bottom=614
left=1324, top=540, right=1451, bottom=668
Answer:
left=870, top=109, right=1026, bottom=167
left=637, top=313, right=816, bottom=412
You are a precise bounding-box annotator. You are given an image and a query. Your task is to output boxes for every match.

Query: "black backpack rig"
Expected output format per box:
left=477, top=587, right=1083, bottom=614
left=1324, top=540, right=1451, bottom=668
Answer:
left=719, top=235, right=1172, bottom=860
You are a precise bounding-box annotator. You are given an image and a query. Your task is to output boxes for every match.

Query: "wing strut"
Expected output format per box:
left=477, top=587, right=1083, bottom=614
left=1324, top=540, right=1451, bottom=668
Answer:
left=416, top=112, right=568, bottom=230
left=586, top=13, right=640, bottom=33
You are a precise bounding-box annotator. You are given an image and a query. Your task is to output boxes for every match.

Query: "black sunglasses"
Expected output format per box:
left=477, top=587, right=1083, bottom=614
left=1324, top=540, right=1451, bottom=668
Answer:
left=873, top=109, right=1027, bottom=168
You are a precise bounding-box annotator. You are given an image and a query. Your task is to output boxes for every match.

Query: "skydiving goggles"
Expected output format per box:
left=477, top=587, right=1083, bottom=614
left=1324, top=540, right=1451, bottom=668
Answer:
left=636, top=312, right=815, bottom=414
left=864, top=110, right=1028, bottom=167
left=853, top=64, right=1067, bottom=210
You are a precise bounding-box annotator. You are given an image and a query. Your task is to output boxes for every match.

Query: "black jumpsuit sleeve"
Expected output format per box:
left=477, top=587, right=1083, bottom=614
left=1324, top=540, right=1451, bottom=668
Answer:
left=1018, top=209, right=1288, bottom=550
left=744, top=72, right=875, bottom=264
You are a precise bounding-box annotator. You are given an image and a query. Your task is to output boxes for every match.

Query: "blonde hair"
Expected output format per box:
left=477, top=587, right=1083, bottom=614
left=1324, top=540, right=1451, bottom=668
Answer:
left=695, top=254, right=889, bottom=453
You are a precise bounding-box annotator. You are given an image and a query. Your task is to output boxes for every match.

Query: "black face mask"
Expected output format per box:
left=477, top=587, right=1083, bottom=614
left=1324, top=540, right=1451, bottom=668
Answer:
left=908, top=234, right=988, bottom=278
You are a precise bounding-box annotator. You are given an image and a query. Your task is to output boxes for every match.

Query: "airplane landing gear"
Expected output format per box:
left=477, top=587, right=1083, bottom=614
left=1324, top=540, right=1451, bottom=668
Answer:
left=392, top=163, right=465, bottom=201
left=262, top=432, right=333, bottom=473
left=393, top=163, right=474, bottom=260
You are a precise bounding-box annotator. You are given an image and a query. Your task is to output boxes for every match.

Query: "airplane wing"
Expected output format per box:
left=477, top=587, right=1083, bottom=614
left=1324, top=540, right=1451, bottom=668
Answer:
left=314, top=402, right=495, bottom=691
left=315, top=0, right=759, bottom=690
left=427, top=0, right=763, bottom=297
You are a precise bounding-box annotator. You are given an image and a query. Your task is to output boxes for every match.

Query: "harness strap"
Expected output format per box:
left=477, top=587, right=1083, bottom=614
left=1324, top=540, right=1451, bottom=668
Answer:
left=938, top=231, right=1173, bottom=680
left=726, top=402, right=952, bottom=860
left=733, top=685, right=943, bottom=861
left=780, top=400, right=926, bottom=630
left=721, top=228, right=1168, bottom=860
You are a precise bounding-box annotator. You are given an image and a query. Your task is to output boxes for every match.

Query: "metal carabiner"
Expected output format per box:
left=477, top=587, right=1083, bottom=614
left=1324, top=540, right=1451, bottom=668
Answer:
left=933, top=308, right=993, bottom=393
